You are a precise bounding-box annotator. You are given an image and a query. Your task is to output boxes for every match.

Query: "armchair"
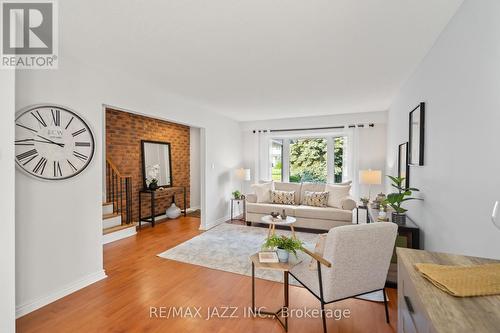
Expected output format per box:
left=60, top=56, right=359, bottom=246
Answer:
left=290, top=223, right=398, bottom=333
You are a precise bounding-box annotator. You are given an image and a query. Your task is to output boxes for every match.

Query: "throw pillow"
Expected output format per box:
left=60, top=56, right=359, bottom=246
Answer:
left=325, top=184, right=351, bottom=208
left=302, top=191, right=329, bottom=207
left=309, top=233, right=327, bottom=270
left=251, top=182, right=274, bottom=203
left=271, top=190, right=295, bottom=205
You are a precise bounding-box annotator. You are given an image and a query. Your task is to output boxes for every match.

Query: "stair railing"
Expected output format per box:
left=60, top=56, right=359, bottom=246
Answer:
left=106, top=158, right=132, bottom=225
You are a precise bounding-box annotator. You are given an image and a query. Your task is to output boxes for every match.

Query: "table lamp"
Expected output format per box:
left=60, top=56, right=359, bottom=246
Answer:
left=359, top=169, right=382, bottom=201
left=235, top=168, right=251, bottom=192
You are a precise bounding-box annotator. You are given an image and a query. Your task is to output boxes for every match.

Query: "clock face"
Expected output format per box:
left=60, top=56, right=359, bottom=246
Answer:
left=15, top=105, right=95, bottom=180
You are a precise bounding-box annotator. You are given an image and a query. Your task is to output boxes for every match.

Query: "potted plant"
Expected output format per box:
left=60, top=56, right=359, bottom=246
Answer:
left=146, top=164, right=160, bottom=190
left=383, top=176, right=420, bottom=225
left=263, top=235, right=303, bottom=263
left=232, top=190, right=242, bottom=200
left=148, top=178, right=158, bottom=190
left=360, top=197, right=369, bottom=207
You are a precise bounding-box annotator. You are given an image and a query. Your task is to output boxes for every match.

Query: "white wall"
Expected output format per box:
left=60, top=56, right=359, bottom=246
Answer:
left=0, top=69, right=16, bottom=332
left=190, top=127, right=201, bottom=209
left=14, top=58, right=241, bottom=315
left=386, top=0, right=500, bottom=258
left=240, top=111, right=387, bottom=197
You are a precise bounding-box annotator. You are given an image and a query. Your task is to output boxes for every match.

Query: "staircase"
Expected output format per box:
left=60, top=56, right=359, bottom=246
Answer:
left=103, top=159, right=137, bottom=244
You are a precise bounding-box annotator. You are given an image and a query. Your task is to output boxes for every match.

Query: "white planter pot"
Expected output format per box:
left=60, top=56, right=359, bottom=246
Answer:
left=276, top=248, right=289, bottom=263
left=166, top=203, right=181, bottom=219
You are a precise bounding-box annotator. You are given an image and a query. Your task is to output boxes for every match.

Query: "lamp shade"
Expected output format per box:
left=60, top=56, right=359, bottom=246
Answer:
left=359, top=169, right=382, bottom=185
left=235, top=168, right=251, bottom=181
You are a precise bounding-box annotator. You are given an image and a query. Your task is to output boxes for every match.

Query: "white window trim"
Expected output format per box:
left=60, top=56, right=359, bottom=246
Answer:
left=271, top=131, right=351, bottom=183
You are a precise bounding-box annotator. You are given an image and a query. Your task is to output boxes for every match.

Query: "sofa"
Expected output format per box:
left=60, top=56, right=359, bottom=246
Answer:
left=245, top=182, right=357, bottom=231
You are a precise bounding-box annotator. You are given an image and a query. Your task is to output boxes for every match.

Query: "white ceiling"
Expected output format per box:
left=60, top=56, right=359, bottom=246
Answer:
left=62, top=0, right=463, bottom=121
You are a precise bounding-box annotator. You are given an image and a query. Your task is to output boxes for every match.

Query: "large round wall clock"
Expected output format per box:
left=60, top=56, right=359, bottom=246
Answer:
left=15, top=104, right=95, bottom=180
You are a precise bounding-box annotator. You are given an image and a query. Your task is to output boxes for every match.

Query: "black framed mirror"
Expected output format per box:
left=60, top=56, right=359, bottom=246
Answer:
left=398, top=142, right=410, bottom=188
left=408, top=102, right=425, bottom=166
left=141, top=140, right=173, bottom=190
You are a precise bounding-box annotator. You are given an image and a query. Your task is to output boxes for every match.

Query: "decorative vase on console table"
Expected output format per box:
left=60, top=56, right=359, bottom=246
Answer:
left=166, top=203, right=181, bottom=219
left=392, top=212, right=406, bottom=225
left=148, top=178, right=159, bottom=191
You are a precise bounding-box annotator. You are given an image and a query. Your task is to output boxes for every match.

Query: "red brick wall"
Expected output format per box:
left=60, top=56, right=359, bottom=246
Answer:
left=106, top=108, right=190, bottom=222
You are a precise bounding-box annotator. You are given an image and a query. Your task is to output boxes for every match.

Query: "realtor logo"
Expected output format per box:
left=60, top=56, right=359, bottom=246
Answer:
left=1, top=0, right=58, bottom=69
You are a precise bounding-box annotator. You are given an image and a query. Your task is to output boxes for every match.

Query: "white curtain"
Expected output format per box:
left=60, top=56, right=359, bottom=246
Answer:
left=344, top=127, right=360, bottom=200
left=253, top=130, right=271, bottom=182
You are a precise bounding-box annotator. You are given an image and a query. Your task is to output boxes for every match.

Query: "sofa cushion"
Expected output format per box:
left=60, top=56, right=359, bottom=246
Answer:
left=271, top=190, right=295, bottom=205
left=251, top=182, right=274, bottom=203
left=300, top=183, right=326, bottom=204
left=325, top=183, right=351, bottom=208
left=294, top=205, right=352, bottom=221
left=302, top=191, right=329, bottom=207
left=274, top=182, right=302, bottom=205
left=246, top=203, right=296, bottom=216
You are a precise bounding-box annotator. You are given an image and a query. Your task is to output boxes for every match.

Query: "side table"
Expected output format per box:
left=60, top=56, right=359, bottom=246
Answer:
left=230, top=196, right=246, bottom=221
left=250, top=253, right=301, bottom=331
left=356, top=205, right=370, bottom=224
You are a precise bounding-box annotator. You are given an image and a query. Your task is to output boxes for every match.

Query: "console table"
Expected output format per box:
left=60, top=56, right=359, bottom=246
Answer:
left=139, top=187, right=187, bottom=228
left=397, top=248, right=500, bottom=333
left=368, top=206, right=421, bottom=287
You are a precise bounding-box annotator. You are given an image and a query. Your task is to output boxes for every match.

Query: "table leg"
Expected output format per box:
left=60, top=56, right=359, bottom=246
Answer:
left=290, top=225, right=296, bottom=239
left=151, top=191, right=155, bottom=227
left=267, top=224, right=273, bottom=239
left=284, top=271, right=289, bottom=331
left=139, top=192, right=142, bottom=229
left=356, top=207, right=359, bottom=224
left=183, top=186, right=187, bottom=217
left=230, top=200, right=234, bottom=221
left=252, top=262, right=255, bottom=314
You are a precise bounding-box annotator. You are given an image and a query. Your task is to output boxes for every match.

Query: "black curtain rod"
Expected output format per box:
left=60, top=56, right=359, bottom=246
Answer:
left=252, top=124, right=374, bottom=133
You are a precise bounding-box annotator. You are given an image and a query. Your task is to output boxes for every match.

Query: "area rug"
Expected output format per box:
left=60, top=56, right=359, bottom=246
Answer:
left=157, top=223, right=319, bottom=285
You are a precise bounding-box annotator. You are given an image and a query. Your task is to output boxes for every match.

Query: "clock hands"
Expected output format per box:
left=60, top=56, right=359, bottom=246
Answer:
left=16, top=137, right=65, bottom=147
left=36, top=135, right=65, bottom=148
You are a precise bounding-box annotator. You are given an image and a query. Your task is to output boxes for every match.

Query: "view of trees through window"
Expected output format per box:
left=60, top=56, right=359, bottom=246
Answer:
left=289, top=138, right=327, bottom=183
left=271, top=139, right=283, bottom=181
left=271, top=136, right=345, bottom=183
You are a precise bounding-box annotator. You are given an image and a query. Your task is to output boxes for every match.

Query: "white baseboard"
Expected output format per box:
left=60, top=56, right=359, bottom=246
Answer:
left=16, top=270, right=107, bottom=318
left=102, top=225, right=137, bottom=244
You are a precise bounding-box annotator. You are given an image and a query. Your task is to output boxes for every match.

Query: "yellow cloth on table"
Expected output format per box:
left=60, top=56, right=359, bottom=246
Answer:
left=415, top=263, right=500, bottom=297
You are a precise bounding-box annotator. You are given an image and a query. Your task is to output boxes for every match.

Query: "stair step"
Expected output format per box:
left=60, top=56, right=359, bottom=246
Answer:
left=103, top=213, right=122, bottom=229
left=102, top=202, right=114, bottom=215
left=103, top=223, right=136, bottom=235
left=103, top=223, right=138, bottom=244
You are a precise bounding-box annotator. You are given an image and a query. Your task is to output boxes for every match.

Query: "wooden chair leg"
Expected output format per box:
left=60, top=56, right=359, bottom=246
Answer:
left=383, top=288, right=390, bottom=324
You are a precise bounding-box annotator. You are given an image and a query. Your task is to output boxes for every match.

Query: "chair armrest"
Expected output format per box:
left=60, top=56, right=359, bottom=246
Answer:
left=245, top=193, right=257, bottom=203
left=302, top=247, right=332, bottom=268
left=341, top=197, right=357, bottom=211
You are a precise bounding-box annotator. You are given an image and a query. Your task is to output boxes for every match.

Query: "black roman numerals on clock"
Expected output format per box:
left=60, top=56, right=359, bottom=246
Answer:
left=51, top=109, right=61, bottom=127
left=73, top=151, right=88, bottom=161
left=53, top=161, right=63, bottom=177
left=16, top=149, right=38, bottom=165
left=33, top=157, right=48, bottom=175
left=15, top=105, right=94, bottom=180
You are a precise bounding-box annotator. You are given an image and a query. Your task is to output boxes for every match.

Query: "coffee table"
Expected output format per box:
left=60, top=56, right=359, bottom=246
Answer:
left=260, top=215, right=297, bottom=238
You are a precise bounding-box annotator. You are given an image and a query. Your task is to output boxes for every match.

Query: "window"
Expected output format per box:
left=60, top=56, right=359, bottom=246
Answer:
left=270, top=139, right=283, bottom=181
left=289, top=138, right=327, bottom=183
left=269, top=135, right=348, bottom=184
left=333, top=136, right=345, bottom=183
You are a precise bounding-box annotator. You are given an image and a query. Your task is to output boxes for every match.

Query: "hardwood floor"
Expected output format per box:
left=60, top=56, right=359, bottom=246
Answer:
left=17, top=217, right=398, bottom=333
